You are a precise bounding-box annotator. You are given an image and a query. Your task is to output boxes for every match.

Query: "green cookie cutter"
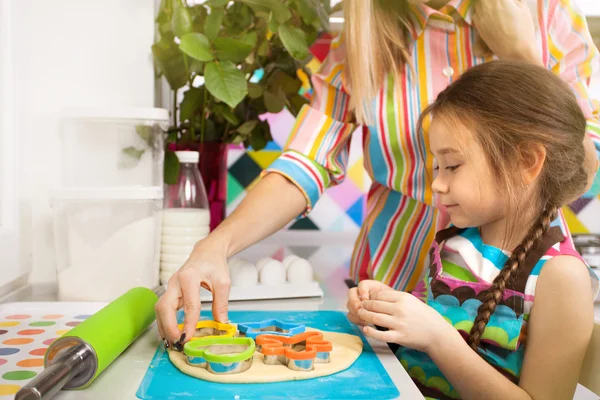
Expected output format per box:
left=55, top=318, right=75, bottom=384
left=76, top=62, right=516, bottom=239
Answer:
left=183, top=337, right=255, bottom=366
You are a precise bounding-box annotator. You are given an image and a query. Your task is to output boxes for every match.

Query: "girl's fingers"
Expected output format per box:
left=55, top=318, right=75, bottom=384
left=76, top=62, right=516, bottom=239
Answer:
left=362, top=326, right=398, bottom=343
left=361, top=299, right=396, bottom=315
left=357, top=307, right=395, bottom=329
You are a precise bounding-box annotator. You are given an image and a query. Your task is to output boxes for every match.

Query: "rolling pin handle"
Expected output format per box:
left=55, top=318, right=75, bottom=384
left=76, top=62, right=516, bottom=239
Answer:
left=15, top=343, right=94, bottom=400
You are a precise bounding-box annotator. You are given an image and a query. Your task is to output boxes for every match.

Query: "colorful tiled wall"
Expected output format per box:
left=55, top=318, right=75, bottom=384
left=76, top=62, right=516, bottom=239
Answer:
left=226, top=111, right=369, bottom=232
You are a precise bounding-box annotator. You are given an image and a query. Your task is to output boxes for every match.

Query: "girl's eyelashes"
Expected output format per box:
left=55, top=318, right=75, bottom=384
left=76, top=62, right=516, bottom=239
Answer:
left=433, top=164, right=461, bottom=172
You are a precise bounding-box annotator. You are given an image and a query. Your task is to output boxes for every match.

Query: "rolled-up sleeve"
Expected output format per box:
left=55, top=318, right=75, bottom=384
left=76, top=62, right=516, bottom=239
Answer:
left=548, top=0, right=600, bottom=196
left=263, top=35, right=357, bottom=215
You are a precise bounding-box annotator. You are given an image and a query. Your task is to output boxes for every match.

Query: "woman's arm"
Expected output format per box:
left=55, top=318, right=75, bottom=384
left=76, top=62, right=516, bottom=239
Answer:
left=155, top=35, right=357, bottom=343
left=428, top=256, right=594, bottom=400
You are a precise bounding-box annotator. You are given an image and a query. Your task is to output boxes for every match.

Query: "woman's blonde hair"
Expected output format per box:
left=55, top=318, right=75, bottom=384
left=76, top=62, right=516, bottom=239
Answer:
left=418, top=60, right=588, bottom=350
left=343, top=0, right=491, bottom=125
left=343, top=0, right=411, bottom=125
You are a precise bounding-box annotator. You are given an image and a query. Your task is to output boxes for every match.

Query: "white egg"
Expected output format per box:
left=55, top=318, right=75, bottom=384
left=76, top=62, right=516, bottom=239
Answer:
left=282, top=254, right=300, bottom=270
left=227, top=258, right=246, bottom=274
left=287, top=258, right=313, bottom=284
left=231, top=262, right=258, bottom=287
left=259, top=259, right=286, bottom=286
left=255, top=257, right=274, bottom=273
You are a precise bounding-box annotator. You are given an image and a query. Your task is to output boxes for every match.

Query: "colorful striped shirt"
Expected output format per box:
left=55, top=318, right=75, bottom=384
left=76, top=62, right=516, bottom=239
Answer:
left=265, top=0, right=600, bottom=291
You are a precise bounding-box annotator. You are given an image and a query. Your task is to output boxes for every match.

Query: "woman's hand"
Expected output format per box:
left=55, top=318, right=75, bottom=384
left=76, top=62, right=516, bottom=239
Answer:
left=357, top=290, right=453, bottom=353
left=154, top=237, right=231, bottom=345
left=473, top=0, right=543, bottom=65
left=346, top=280, right=393, bottom=326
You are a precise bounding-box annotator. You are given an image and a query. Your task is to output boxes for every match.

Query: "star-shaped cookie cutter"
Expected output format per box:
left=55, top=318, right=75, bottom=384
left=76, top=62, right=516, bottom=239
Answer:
left=237, top=319, right=305, bottom=339
left=177, top=320, right=236, bottom=341
left=256, top=331, right=332, bottom=371
left=183, top=337, right=255, bottom=374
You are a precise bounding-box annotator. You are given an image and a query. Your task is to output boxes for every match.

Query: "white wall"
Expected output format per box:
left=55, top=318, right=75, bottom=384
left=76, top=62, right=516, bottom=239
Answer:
left=577, top=0, right=600, bottom=16
left=12, top=0, right=157, bottom=284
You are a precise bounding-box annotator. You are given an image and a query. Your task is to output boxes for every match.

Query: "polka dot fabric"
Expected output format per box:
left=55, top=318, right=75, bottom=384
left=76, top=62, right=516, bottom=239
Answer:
left=0, top=303, right=101, bottom=398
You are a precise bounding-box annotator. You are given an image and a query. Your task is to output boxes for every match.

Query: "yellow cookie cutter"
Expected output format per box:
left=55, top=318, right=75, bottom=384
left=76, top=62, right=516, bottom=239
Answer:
left=177, top=320, right=236, bottom=340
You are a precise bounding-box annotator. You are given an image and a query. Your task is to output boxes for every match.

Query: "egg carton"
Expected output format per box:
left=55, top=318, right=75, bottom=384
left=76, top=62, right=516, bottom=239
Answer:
left=160, top=255, right=324, bottom=302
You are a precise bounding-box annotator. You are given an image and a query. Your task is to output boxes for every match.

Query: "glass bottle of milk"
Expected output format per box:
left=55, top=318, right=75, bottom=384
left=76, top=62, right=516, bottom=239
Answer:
left=160, top=151, right=210, bottom=283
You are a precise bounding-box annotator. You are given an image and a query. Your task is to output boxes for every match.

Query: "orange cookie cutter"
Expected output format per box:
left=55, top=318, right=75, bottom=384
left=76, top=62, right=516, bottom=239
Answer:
left=256, top=331, right=332, bottom=371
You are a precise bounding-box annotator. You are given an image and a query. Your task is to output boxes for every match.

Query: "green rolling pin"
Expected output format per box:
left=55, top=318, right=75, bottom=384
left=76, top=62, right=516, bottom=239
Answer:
left=15, top=286, right=164, bottom=400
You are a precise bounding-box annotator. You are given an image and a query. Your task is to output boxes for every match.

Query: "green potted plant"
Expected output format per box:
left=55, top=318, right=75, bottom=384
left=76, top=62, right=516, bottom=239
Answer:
left=152, top=0, right=332, bottom=230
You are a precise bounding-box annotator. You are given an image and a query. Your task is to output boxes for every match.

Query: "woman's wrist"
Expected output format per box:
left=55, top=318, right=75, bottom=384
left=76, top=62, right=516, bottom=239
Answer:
left=193, top=229, right=233, bottom=259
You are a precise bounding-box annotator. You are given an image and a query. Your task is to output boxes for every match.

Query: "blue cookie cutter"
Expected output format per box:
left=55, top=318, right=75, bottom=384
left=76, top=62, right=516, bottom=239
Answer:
left=237, top=319, right=305, bottom=340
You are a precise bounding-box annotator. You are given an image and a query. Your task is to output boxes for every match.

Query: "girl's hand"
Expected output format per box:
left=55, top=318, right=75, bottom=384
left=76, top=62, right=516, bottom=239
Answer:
left=346, top=280, right=393, bottom=326
left=357, top=290, right=454, bottom=353
left=473, top=0, right=542, bottom=65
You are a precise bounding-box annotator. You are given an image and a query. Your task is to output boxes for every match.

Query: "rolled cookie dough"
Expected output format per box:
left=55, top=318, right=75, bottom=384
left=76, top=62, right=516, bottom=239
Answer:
left=169, top=328, right=363, bottom=383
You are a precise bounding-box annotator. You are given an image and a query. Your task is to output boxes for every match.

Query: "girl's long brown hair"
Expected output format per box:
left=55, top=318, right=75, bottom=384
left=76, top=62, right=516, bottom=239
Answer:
left=418, top=60, right=588, bottom=350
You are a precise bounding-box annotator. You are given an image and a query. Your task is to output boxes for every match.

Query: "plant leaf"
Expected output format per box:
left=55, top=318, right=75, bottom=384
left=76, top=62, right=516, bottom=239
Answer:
left=223, top=2, right=254, bottom=34
left=250, top=120, right=270, bottom=151
left=189, top=59, right=205, bottom=75
left=212, top=103, right=240, bottom=125
left=205, top=61, right=248, bottom=108
left=122, top=146, right=145, bottom=161
left=263, top=90, right=285, bottom=113
left=257, top=40, right=269, bottom=57
left=278, top=24, right=309, bottom=60
left=156, top=0, right=174, bottom=36
left=190, top=5, right=208, bottom=33
left=236, top=0, right=291, bottom=24
left=180, top=87, right=205, bottom=122
left=294, top=0, right=317, bottom=24
left=269, top=70, right=301, bottom=94
left=208, top=0, right=230, bottom=6
left=247, top=82, right=264, bottom=99
left=231, top=134, right=245, bottom=144
left=288, top=93, right=309, bottom=116
left=214, top=32, right=257, bottom=62
left=167, top=131, right=178, bottom=143
left=172, top=0, right=193, bottom=37
left=204, top=7, right=225, bottom=40
left=152, top=36, right=188, bottom=90
left=164, top=150, right=180, bottom=184
left=135, top=125, right=154, bottom=145
left=237, top=120, right=259, bottom=135
left=179, top=33, right=214, bottom=61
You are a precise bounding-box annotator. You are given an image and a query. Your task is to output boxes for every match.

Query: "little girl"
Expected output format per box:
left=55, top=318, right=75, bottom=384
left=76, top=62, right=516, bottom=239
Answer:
left=347, top=60, right=599, bottom=400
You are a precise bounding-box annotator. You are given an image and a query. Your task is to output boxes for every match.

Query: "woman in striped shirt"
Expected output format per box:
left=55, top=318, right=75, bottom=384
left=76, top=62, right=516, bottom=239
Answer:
left=155, top=0, right=600, bottom=345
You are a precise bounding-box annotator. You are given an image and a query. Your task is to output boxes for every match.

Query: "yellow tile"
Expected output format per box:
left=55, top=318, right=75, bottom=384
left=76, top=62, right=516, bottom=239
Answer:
left=561, top=205, right=589, bottom=234
left=248, top=151, right=282, bottom=170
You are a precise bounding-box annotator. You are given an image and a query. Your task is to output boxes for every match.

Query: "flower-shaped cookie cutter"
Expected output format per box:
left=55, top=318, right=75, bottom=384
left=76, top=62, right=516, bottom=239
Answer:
left=177, top=320, right=236, bottom=340
left=183, top=337, right=255, bottom=374
left=256, top=331, right=332, bottom=372
left=237, top=319, right=305, bottom=339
